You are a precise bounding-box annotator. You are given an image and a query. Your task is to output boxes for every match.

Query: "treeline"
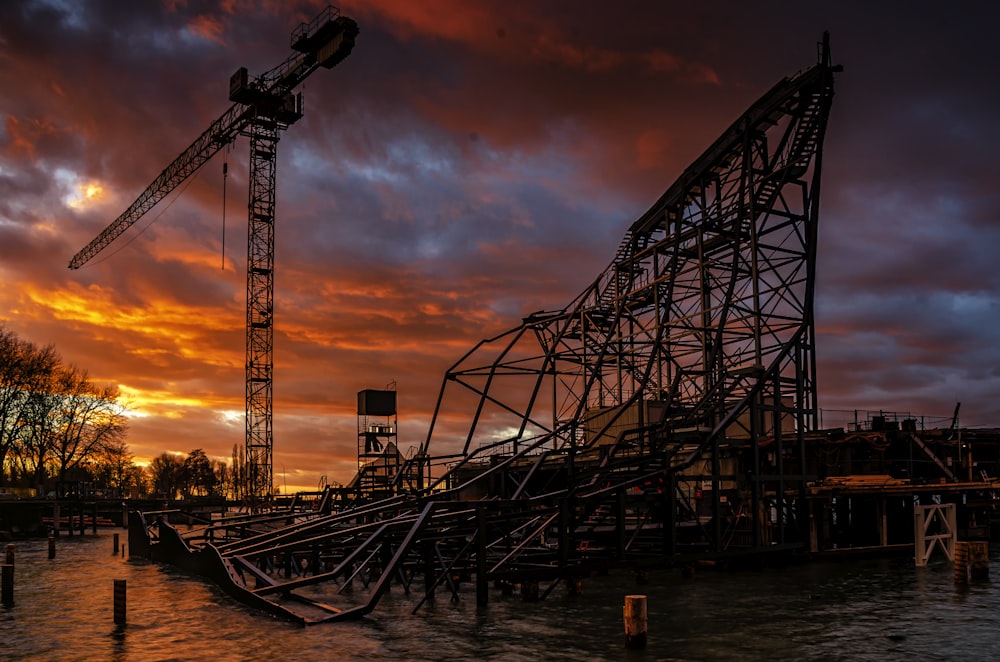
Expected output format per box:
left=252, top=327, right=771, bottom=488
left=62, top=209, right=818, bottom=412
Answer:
left=146, top=446, right=249, bottom=500
left=0, top=324, right=130, bottom=493
left=0, top=325, right=268, bottom=500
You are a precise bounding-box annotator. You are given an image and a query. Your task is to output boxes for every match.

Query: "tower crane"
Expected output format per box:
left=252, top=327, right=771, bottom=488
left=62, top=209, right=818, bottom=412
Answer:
left=68, top=6, right=359, bottom=506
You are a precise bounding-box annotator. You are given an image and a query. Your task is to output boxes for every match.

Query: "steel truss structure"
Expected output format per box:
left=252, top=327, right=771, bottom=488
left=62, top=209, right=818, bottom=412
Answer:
left=425, top=34, right=838, bottom=545
left=130, top=38, right=840, bottom=624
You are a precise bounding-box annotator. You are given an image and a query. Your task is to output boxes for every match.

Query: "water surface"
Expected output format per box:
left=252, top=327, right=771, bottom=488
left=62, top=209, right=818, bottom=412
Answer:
left=1, top=532, right=994, bottom=660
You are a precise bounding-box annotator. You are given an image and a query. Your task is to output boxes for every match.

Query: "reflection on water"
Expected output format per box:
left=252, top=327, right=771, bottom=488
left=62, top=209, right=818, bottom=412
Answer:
left=1, top=532, right=998, bottom=660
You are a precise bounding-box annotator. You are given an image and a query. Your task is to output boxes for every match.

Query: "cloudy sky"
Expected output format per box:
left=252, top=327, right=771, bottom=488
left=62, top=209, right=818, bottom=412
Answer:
left=1, top=0, right=997, bottom=490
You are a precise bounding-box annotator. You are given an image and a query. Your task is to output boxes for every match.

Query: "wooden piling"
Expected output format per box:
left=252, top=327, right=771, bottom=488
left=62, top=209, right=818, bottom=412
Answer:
left=566, top=577, right=583, bottom=596
left=624, top=594, right=648, bottom=649
left=2, top=563, right=13, bottom=607
left=521, top=581, right=539, bottom=602
left=954, top=541, right=969, bottom=584
left=48, top=535, right=55, bottom=560
left=113, top=579, right=126, bottom=624
left=113, top=533, right=120, bottom=556
left=5, top=544, right=13, bottom=565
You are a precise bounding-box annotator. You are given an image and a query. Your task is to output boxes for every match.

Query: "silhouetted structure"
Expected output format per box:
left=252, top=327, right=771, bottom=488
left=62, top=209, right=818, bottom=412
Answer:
left=124, top=36, right=1000, bottom=625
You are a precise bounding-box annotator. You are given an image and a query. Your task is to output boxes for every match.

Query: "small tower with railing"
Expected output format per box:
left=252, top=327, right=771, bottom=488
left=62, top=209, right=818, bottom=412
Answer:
left=357, top=386, right=398, bottom=498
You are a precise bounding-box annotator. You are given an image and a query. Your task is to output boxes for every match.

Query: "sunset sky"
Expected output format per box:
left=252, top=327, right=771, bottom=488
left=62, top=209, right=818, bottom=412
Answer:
left=1, top=1, right=998, bottom=491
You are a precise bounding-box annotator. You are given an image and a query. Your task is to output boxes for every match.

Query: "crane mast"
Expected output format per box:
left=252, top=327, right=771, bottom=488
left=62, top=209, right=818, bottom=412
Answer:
left=68, top=6, right=358, bottom=507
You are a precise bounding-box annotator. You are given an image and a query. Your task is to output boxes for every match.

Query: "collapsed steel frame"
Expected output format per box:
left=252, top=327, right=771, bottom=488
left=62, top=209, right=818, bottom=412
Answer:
left=131, top=37, right=840, bottom=624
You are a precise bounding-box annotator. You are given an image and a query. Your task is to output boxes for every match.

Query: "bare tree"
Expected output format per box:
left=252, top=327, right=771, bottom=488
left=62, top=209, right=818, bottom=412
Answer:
left=0, top=326, right=133, bottom=495
left=182, top=448, right=216, bottom=497
left=91, top=437, right=136, bottom=494
left=213, top=460, right=231, bottom=499
left=48, top=366, right=128, bottom=483
left=230, top=443, right=246, bottom=501
left=148, top=452, right=185, bottom=499
left=16, top=385, right=59, bottom=490
left=127, top=464, right=151, bottom=498
left=0, top=326, right=58, bottom=485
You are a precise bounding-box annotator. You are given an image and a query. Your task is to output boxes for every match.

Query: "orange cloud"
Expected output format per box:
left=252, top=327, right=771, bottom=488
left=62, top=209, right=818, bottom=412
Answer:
left=188, top=14, right=227, bottom=44
left=18, top=281, right=241, bottom=369
left=4, top=115, right=62, bottom=162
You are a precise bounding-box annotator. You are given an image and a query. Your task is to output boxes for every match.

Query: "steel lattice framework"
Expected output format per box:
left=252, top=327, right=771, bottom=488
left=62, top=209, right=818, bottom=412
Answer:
left=426, top=38, right=838, bottom=478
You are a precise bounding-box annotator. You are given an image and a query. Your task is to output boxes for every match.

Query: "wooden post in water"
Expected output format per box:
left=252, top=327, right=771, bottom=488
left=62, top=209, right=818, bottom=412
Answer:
left=953, top=541, right=970, bottom=584
left=113, top=579, right=126, bottom=624
left=1, top=563, right=13, bottom=607
left=624, top=594, right=648, bottom=649
left=113, top=533, right=120, bottom=555
left=48, top=535, right=56, bottom=560
left=1, top=562, right=13, bottom=607
left=521, top=581, right=539, bottom=602
left=2, top=550, right=15, bottom=607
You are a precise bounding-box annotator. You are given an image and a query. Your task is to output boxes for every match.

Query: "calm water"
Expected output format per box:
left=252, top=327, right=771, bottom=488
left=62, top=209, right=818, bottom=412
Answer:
left=1, top=531, right=998, bottom=661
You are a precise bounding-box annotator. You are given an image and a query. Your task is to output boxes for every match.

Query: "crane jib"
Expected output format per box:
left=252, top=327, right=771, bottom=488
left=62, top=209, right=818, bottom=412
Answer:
left=67, top=11, right=358, bottom=270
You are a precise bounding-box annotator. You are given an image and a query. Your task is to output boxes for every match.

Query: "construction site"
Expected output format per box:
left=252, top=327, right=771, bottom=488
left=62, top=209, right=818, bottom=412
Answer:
left=58, top=7, right=1000, bottom=626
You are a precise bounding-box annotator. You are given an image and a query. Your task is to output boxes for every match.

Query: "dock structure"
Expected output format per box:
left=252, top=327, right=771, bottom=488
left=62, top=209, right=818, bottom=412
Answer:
left=124, top=37, right=999, bottom=624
